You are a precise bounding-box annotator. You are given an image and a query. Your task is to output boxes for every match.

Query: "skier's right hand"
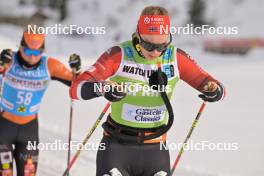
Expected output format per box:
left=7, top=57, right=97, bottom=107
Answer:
left=0, top=49, right=12, bottom=66
left=102, top=81, right=126, bottom=102
left=148, top=70, right=168, bottom=90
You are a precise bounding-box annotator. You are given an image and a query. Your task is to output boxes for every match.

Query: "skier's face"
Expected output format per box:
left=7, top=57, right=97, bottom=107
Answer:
left=20, top=47, right=43, bottom=65
left=139, top=34, right=169, bottom=60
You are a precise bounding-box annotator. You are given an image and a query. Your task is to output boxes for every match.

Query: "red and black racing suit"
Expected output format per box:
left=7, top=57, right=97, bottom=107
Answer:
left=70, top=43, right=225, bottom=176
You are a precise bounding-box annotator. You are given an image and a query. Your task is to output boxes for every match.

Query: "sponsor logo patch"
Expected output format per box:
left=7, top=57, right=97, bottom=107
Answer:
left=17, top=105, right=27, bottom=113
left=124, top=47, right=134, bottom=58
left=5, top=74, right=49, bottom=91
left=162, top=64, right=174, bottom=78
left=122, top=103, right=166, bottom=123
left=163, top=48, right=172, bottom=61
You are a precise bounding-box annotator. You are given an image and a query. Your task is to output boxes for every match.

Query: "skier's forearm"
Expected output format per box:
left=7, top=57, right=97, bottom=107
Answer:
left=177, top=48, right=210, bottom=89
left=70, top=46, right=122, bottom=100
left=184, top=66, right=226, bottom=100
left=51, top=76, right=72, bottom=86
left=70, top=71, right=99, bottom=100
left=48, top=57, right=73, bottom=86
left=77, top=81, right=102, bottom=100
left=176, top=48, right=226, bottom=100
left=177, top=49, right=216, bottom=89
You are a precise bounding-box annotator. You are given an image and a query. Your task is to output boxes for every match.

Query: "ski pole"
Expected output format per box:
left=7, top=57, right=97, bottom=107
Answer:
left=62, top=102, right=111, bottom=176
left=170, top=101, right=206, bottom=176
left=66, top=69, right=77, bottom=176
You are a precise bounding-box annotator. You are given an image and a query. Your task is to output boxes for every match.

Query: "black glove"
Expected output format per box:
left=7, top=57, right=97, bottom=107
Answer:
left=199, top=82, right=224, bottom=102
left=148, top=71, right=168, bottom=90
left=0, top=49, right=12, bottom=66
left=69, top=54, right=81, bottom=73
left=103, top=82, right=126, bottom=102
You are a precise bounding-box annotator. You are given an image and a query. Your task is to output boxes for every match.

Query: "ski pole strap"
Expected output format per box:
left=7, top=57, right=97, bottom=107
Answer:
left=102, top=63, right=175, bottom=143
left=146, top=61, right=174, bottom=140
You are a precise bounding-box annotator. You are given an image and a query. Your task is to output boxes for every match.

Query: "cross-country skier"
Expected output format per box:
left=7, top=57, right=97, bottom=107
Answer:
left=0, top=31, right=81, bottom=176
left=70, top=6, right=225, bottom=176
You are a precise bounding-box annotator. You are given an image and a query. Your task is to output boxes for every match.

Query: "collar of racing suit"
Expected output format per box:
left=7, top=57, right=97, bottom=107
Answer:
left=132, top=32, right=145, bottom=58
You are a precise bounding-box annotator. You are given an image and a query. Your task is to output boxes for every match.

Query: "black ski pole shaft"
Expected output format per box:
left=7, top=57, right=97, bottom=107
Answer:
left=170, top=101, right=206, bottom=175
left=62, top=102, right=111, bottom=176
left=66, top=69, right=77, bottom=176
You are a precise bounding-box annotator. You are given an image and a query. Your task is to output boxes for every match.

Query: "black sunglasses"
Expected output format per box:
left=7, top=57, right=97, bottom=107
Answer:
left=138, top=33, right=172, bottom=52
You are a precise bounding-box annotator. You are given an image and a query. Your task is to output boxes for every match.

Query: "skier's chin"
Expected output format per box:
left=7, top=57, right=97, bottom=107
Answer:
left=23, top=55, right=42, bottom=65
left=145, top=54, right=159, bottom=60
left=24, top=59, right=40, bottom=66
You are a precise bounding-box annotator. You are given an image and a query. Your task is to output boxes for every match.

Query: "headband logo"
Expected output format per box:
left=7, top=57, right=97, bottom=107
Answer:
left=144, top=17, right=151, bottom=24
left=138, top=15, right=170, bottom=35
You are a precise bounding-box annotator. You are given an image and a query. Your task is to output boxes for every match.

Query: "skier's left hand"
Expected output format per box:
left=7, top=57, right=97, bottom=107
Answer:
left=199, top=81, right=224, bottom=102
left=69, top=53, right=81, bottom=73
left=102, top=81, right=126, bottom=102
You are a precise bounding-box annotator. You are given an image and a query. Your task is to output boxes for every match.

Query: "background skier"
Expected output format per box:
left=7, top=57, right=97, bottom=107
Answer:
left=0, top=31, right=81, bottom=176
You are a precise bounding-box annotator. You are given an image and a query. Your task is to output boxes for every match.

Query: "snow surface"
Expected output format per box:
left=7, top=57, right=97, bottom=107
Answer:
left=0, top=0, right=264, bottom=175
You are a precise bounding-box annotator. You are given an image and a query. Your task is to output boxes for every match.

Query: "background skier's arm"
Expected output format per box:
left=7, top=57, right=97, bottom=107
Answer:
left=176, top=48, right=226, bottom=101
left=48, top=58, right=74, bottom=86
left=70, top=46, right=122, bottom=100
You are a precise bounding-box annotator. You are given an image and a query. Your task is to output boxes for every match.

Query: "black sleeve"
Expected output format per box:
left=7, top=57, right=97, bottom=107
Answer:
left=80, top=82, right=102, bottom=100
left=51, top=76, right=72, bottom=86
